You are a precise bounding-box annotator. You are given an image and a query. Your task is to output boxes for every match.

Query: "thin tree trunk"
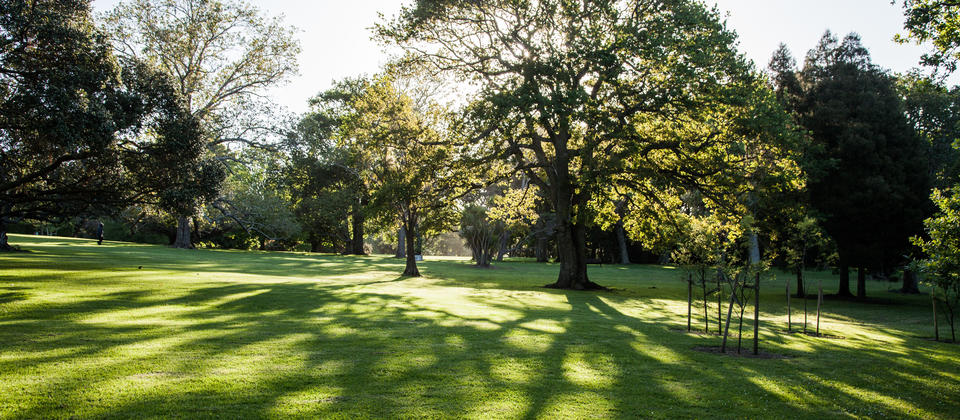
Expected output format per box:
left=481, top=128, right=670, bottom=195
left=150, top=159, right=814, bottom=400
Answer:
left=702, top=269, right=709, bottom=333
left=837, top=255, right=853, bottom=297
left=616, top=222, right=630, bottom=264
left=754, top=273, right=760, bottom=356
left=857, top=266, right=867, bottom=299
left=950, top=310, right=956, bottom=343
left=817, top=281, right=823, bottom=336
left=932, top=288, right=939, bottom=342
left=173, top=216, right=192, bottom=249
left=796, top=266, right=805, bottom=298
left=721, top=275, right=739, bottom=353
left=395, top=226, right=405, bottom=258
left=717, top=273, right=723, bottom=335
left=803, top=281, right=808, bottom=334
left=737, top=305, right=744, bottom=354
left=350, top=201, right=365, bottom=255
left=787, top=278, right=791, bottom=332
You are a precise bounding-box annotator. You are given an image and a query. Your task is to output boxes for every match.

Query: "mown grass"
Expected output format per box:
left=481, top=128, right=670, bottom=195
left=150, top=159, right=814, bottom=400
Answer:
left=1, top=234, right=957, bottom=419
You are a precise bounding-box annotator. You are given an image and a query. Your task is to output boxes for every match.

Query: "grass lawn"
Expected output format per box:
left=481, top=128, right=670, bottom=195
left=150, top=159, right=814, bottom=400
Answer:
left=1, top=234, right=958, bottom=419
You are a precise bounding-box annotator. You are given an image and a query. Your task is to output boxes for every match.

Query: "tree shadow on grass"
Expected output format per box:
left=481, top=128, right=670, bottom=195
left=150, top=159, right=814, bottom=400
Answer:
left=1, top=237, right=959, bottom=418
left=5, top=281, right=955, bottom=418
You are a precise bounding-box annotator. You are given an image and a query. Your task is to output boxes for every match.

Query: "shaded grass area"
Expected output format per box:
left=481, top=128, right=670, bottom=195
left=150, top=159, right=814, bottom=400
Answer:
left=1, top=234, right=958, bottom=419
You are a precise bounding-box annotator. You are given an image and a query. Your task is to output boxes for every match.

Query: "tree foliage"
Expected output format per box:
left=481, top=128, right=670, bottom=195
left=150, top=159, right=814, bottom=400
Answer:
left=770, top=32, right=930, bottom=297
left=0, top=0, right=210, bottom=249
left=284, top=78, right=370, bottom=253
left=896, top=0, right=960, bottom=74
left=341, top=75, right=467, bottom=276
left=898, top=73, right=960, bottom=189
left=377, top=0, right=798, bottom=289
left=0, top=0, right=129, bottom=242
left=102, top=0, right=300, bottom=247
left=913, top=187, right=960, bottom=341
left=459, top=205, right=504, bottom=267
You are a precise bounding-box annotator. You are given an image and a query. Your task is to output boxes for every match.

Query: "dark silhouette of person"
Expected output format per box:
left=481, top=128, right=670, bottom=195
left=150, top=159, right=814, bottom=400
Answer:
left=97, top=221, right=104, bottom=245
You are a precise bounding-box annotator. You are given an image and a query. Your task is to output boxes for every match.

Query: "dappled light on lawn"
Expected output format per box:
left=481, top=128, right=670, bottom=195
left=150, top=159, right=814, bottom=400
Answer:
left=0, top=235, right=958, bottom=418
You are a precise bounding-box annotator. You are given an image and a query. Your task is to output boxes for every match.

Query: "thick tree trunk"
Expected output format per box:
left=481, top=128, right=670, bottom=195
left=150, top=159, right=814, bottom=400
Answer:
left=402, top=219, right=420, bottom=277
left=837, top=255, right=853, bottom=297
left=547, top=218, right=601, bottom=289
left=616, top=222, right=630, bottom=264
left=857, top=266, right=867, bottom=299
left=395, top=227, right=405, bottom=258
left=496, top=231, right=508, bottom=262
left=901, top=268, right=920, bottom=294
left=542, top=138, right=603, bottom=290
left=173, top=216, right=193, bottom=249
left=535, top=236, right=548, bottom=263
left=350, top=202, right=365, bottom=255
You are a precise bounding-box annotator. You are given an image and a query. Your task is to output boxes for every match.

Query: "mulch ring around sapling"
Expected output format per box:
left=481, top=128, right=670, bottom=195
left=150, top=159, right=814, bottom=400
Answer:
left=669, top=328, right=725, bottom=337
left=693, top=345, right=797, bottom=359
left=781, top=329, right=845, bottom=340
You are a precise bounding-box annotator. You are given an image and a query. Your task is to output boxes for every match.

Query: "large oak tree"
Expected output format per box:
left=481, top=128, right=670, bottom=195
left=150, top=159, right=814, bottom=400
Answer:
left=377, top=0, right=796, bottom=289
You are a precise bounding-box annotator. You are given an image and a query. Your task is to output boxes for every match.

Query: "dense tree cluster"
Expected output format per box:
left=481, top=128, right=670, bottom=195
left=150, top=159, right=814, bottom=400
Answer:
left=7, top=0, right=960, bottom=316
left=0, top=0, right=210, bottom=250
left=770, top=33, right=930, bottom=298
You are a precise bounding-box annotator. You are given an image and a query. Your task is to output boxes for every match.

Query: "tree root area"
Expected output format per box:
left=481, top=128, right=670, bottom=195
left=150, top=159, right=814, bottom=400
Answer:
left=543, top=280, right=609, bottom=291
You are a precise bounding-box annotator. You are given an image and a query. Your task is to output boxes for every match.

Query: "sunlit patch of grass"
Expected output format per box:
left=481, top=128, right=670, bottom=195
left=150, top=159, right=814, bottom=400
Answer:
left=0, top=234, right=958, bottom=419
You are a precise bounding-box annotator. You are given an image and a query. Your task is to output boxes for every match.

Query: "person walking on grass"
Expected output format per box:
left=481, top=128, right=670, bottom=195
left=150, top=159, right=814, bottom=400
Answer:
left=97, top=221, right=104, bottom=245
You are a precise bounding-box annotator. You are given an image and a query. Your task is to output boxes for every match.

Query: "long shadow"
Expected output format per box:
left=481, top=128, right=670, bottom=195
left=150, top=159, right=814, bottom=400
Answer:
left=1, top=236, right=959, bottom=418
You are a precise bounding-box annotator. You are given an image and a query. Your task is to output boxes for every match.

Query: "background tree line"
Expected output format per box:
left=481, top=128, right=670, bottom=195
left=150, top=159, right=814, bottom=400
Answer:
left=5, top=1, right=960, bottom=329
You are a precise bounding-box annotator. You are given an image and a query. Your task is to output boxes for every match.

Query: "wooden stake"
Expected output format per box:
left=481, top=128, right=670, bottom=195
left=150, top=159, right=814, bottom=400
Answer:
left=803, top=278, right=808, bottom=334
left=720, top=274, right=739, bottom=353
left=786, top=278, right=791, bottom=332
left=816, top=280, right=823, bottom=337
left=754, top=272, right=760, bottom=356
left=687, top=273, right=692, bottom=332
left=717, top=273, right=723, bottom=335
left=932, top=286, right=940, bottom=342
left=702, top=270, right=709, bottom=333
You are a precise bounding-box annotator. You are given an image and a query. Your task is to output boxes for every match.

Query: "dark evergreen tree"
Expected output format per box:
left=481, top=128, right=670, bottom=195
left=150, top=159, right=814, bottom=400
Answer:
left=775, top=32, right=930, bottom=298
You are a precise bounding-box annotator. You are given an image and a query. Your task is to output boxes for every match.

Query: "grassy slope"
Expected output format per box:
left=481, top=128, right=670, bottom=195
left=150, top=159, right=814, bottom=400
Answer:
left=0, top=234, right=957, bottom=419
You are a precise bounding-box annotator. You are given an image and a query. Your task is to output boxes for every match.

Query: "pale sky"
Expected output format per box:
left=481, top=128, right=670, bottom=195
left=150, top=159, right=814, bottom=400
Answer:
left=92, top=0, right=935, bottom=115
